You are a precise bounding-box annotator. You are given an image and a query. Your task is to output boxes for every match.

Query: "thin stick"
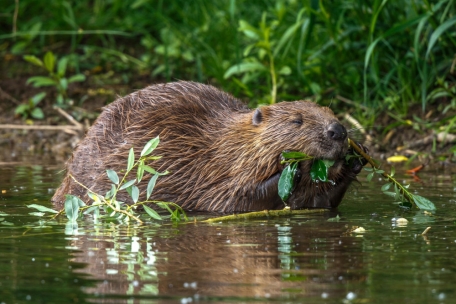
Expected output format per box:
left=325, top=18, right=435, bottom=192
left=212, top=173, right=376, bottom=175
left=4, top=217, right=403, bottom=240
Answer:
left=0, top=124, right=80, bottom=131
left=0, top=87, right=20, bottom=105
left=13, top=0, right=19, bottom=36
left=421, top=227, right=431, bottom=235
left=348, top=138, right=414, bottom=205
left=335, top=95, right=369, bottom=110
left=55, top=107, right=84, bottom=129
left=201, top=208, right=328, bottom=223
left=68, top=174, right=143, bottom=223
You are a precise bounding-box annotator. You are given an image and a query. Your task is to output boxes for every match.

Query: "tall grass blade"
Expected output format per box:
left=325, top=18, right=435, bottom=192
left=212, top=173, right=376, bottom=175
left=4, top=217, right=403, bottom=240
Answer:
left=426, top=16, right=456, bottom=58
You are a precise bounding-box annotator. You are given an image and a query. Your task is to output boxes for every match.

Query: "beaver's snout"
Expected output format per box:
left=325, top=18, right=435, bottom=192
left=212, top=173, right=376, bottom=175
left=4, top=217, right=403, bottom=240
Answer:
left=326, top=122, right=347, bottom=142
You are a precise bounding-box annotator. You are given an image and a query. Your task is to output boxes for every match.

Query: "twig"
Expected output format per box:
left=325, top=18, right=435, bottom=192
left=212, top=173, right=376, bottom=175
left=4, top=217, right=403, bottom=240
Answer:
left=0, top=87, right=21, bottom=105
left=201, top=208, right=328, bottom=223
left=407, top=131, right=456, bottom=148
left=421, top=227, right=431, bottom=235
left=68, top=174, right=143, bottom=223
left=0, top=124, right=80, bottom=133
left=348, top=138, right=414, bottom=205
left=335, top=95, right=369, bottom=110
left=13, top=0, right=19, bottom=36
left=55, top=107, right=84, bottom=129
left=344, top=112, right=373, bottom=143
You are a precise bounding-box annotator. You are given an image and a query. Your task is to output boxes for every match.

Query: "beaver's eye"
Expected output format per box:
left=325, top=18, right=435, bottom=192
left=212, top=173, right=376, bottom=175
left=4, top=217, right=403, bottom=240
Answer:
left=292, top=118, right=303, bottom=125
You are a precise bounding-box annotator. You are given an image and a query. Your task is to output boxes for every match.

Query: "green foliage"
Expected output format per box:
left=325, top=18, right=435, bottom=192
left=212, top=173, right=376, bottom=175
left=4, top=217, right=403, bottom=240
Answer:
left=364, top=166, right=436, bottom=211
left=278, top=162, right=298, bottom=202
left=23, top=51, right=86, bottom=108
left=278, top=151, right=334, bottom=202
left=14, top=92, right=46, bottom=120
left=27, top=137, right=187, bottom=223
left=1, top=0, right=454, bottom=116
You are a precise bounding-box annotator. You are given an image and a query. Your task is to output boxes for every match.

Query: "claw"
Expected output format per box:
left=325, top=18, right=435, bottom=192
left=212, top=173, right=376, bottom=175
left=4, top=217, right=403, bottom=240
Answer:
left=347, top=142, right=369, bottom=174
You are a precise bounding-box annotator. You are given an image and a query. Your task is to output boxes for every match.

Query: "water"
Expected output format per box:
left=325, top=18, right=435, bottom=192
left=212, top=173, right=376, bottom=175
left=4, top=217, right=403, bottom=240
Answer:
left=1, top=160, right=456, bottom=303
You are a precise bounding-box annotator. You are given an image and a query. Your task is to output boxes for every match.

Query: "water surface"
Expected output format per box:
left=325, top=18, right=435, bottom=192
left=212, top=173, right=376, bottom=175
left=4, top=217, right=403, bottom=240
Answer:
left=1, top=160, right=455, bottom=303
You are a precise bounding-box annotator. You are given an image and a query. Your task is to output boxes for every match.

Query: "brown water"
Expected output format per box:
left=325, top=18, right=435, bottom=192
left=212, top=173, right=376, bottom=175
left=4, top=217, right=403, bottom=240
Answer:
left=1, top=159, right=456, bottom=303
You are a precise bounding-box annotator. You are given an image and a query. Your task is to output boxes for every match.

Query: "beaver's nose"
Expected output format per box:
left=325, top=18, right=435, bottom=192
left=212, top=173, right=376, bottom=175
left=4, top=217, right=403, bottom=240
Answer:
left=326, top=122, right=347, bottom=141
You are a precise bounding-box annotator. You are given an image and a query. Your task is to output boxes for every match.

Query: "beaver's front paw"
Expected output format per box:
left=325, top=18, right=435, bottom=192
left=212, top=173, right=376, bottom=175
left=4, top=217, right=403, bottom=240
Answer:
left=347, top=142, right=369, bottom=174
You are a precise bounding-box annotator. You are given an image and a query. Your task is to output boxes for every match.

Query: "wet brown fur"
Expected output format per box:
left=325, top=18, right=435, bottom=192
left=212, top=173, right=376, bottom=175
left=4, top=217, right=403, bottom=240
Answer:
left=52, top=81, right=358, bottom=212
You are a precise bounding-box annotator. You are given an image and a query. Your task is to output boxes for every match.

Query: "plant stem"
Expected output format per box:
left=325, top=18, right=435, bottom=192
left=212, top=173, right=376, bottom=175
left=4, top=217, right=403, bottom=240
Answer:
left=68, top=174, right=143, bottom=223
left=268, top=50, right=277, bottom=104
left=202, top=208, right=328, bottom=223
left=348, top=138, right=415, bottom=205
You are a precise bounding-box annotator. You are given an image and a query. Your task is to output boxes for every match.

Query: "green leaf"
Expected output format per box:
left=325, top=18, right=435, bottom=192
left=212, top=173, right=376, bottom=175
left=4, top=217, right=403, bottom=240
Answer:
left=106, top=169, right=119, bottom=184
left=426, top=16, right=456, bottom=59
left=142, top=165, right=168, bottom=176
left=87, top=192, right=101, bottom=203
left=56, top=94, right=64, bottom=105
left=31, top=108, right=44, bottom=120
left=281, top=151, right=311, bottom=160
left=27, top=204, right=58, bottom=214
left=381, top=182, right=392, bottom=192
left=127, top=148, right=135, bottom=171
left=383, top=191, right=399, bottom=199
left=224, top=61, right=267, bottom=79
left=390, top=166, right=395, bottom=177
left=278, top=162, right=298, bottom=202
left=23, top=55, right=43, bottom=67
left=43, top=51, right=56, bottom=73
left=68, top=74, right=86, bottom=83
left=238, top=19, right=260, bottom=40
left=143, top=205, right=162, bottom=220
left=327, top=215, right=340, bottom=222
left=366, top=172, right=374, bottom=182
left=105, top=184, right=116, bottom=199
left=146, top=174, right=159, bottom=200
left=365, top=14, right=426, bottom=71
left=30, top=92, right=46, bottom=106
left=29, top=212, right=45, bottom=217
left=278, top=66, right=292, bottom=75
left=141, top=165, right=157, bottom=174
left=14, top=104, right=28, bottom=115
left=157, top=202, right=173, bottom=214
left=120, top=179, right=136, bottom=190
left=26, top=76, right=57, bottom=87
left=137, top=159, right=145, bottom=182
left=60, top=78, right=68, bottom=91
left=141, top=137, right=160, bottom=156
left=412, top=194, right=436, bottom=211
left=273, top=20, right=303, bottom=57
left=310, top=159, right=329, bottom=182
left=57, top=57, right=68, bottom=77
left=83, top=205, right=99, bottom=215
left=64, top=195, right=81, bottom=221
left=131, top=185, right=140, bottom=203
left=321, top=159, right=335, bottom=168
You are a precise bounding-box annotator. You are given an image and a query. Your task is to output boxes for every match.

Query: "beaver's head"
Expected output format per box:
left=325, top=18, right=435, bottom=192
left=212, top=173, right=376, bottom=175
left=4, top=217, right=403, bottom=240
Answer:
left=251, top=100, right=348, bottom=161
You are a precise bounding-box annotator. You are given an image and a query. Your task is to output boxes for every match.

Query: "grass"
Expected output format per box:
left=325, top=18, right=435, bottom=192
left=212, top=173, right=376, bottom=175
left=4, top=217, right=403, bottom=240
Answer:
left=1, top=0, right=455, bottom=124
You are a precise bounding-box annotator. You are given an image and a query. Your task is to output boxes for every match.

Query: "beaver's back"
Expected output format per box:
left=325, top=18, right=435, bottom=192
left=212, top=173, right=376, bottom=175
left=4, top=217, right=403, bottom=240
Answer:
left=52, top=81, right=250, bottom=206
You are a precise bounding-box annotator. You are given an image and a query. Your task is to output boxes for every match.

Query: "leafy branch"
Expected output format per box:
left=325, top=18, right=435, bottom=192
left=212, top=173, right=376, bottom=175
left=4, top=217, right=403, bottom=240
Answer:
left=348, top=138, right=435, bottom=211
left=28, top=136, right=187, bottom=223
left=278, top=151, right=334, bottom=202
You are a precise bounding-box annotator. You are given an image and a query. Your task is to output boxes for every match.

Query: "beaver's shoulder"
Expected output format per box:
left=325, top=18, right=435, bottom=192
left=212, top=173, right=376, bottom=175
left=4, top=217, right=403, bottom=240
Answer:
left=111, top=81, right=249, bottom=116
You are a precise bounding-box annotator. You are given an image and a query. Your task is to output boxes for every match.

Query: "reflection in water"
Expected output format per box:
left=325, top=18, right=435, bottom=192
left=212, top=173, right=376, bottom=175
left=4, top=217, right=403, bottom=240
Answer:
left=1, top=163, right=456, bottom=303
left=69, top=216, right=365, bottom=301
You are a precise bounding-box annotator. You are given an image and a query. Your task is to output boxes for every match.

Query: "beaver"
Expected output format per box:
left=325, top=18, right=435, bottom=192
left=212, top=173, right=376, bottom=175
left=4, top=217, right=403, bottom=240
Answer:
left=52, top=81, right=366, bottom=212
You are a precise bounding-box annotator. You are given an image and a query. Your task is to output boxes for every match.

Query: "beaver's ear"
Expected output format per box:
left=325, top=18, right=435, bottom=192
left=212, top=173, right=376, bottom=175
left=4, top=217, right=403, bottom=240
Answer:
left=252, top=108, right=263, bottom=126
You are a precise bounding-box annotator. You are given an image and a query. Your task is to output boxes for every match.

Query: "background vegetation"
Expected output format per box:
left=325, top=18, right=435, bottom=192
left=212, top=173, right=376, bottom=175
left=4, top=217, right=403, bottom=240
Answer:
left=1, top=0, right=455, bottom=151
